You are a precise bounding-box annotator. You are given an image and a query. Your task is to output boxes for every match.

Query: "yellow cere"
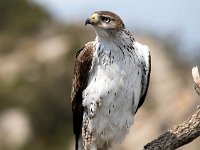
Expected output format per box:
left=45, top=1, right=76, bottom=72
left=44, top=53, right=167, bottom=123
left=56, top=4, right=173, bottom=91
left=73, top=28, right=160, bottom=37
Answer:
left=91, top=13, right=98, bottom=21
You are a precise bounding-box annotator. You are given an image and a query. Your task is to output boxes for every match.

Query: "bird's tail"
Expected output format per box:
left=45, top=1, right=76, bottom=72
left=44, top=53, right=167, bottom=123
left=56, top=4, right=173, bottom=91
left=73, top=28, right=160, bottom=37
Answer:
left=75, top=134, right=79, bottom=150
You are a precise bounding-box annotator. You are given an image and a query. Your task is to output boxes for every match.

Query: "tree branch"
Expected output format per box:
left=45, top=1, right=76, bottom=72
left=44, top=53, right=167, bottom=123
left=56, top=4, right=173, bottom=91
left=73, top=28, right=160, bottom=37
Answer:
left=143, top=66, right=200, bottom=150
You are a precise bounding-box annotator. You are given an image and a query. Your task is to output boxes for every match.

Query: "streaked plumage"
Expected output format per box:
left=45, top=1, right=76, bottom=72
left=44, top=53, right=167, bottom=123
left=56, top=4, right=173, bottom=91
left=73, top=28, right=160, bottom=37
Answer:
left=71, top=11, right=151, bottom=150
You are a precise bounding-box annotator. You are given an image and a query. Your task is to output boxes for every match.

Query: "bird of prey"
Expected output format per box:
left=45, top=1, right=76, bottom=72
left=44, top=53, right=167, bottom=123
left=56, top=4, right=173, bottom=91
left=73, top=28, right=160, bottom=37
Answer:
left=71, top=11, right=151, bottom=150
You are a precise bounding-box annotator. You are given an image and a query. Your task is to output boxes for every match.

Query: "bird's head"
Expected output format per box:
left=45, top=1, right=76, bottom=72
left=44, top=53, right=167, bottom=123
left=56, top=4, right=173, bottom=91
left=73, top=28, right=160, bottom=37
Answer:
left=85, top=11, right=125, bottom=37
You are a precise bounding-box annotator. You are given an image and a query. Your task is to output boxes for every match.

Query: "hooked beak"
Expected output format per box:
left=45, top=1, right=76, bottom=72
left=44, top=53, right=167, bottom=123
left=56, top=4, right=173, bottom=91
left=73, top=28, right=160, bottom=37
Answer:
left=85, top=13, right=99, bottom=26
left=85, top=18, right=90, bottom=26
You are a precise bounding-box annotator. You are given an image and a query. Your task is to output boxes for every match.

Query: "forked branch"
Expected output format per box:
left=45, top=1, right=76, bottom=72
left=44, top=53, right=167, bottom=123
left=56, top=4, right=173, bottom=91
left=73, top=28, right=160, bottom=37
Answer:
left=143, top=66, right=200, bottom=150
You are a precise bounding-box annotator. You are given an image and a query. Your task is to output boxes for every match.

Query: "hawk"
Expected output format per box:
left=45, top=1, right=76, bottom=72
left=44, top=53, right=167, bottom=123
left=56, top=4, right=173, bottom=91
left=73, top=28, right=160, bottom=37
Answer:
left=71, top=11, right=151, bottom=150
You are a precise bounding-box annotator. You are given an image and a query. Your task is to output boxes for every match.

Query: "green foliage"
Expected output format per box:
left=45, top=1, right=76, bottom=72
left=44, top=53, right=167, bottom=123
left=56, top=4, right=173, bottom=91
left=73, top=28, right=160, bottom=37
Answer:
left=0, top=0, right=50, bottom=35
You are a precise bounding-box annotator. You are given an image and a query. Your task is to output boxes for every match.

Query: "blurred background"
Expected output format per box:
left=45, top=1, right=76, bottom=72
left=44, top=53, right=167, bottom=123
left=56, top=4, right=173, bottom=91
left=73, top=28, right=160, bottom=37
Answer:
left=0, top=0, right=200, bottom=150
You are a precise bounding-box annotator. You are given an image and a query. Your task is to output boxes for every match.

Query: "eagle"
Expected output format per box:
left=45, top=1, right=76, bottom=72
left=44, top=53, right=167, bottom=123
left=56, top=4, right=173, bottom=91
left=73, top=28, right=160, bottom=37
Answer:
left=71, top=11, right=151, bottom=150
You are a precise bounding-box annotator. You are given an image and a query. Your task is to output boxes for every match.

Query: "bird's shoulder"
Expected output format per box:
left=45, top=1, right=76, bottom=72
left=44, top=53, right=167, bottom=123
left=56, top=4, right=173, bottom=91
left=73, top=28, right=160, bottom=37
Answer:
left=71, top=41, right=95, bottom=103
left=134, top=41, right=150, bottom=65
left=75, top=42, right=94, bottom=62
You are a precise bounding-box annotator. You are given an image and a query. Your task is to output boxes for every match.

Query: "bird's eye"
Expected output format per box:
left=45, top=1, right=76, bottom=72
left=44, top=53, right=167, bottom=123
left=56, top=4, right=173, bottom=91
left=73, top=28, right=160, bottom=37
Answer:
left=102, top=17, right=111, bottom=23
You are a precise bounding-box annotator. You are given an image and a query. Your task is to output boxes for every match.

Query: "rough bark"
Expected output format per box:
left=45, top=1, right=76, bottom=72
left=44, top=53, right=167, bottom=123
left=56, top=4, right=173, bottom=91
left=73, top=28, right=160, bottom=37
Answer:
left=143, top=67, right=200, bottom=150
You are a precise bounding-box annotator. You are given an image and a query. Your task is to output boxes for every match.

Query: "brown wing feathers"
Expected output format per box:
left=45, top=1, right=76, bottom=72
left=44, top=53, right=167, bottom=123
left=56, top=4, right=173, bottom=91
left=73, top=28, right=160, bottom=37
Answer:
left=71, top=43, right=94, bottom=150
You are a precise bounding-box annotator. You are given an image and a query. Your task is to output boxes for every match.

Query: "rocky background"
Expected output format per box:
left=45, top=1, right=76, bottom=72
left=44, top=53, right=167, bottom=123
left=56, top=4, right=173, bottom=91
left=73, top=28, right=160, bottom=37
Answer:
left=0, top=0, right=200, bottom=150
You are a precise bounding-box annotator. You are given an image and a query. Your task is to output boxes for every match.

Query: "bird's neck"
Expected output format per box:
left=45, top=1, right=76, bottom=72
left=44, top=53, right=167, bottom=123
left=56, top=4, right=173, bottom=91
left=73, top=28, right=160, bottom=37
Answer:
left=95, top=29, right=134, bottom=46
left=94, top=28, right=114, bottom=41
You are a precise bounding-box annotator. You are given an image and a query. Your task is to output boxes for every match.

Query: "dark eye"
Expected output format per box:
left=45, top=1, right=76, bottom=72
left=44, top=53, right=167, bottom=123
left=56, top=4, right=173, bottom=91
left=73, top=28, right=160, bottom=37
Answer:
left=102, top=17, right=111, bottom=23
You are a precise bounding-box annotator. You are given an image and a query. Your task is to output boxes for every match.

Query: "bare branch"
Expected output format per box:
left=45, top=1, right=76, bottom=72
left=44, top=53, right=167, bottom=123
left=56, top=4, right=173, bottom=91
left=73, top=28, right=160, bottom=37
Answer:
left=143, top=67, right=200, bottom=150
